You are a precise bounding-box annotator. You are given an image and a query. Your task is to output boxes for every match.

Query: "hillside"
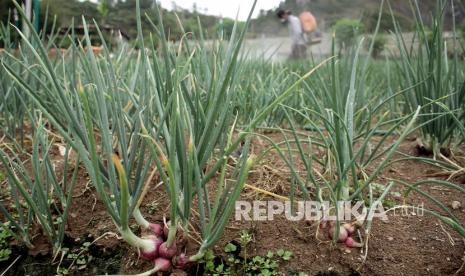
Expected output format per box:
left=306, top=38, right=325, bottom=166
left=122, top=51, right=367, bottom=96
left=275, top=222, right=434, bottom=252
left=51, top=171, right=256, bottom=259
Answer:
left=250, top=0, right=465, bottom=35
left=0, top=0, right=234, bottom=43
left=1, top=0, right=464, bottom=43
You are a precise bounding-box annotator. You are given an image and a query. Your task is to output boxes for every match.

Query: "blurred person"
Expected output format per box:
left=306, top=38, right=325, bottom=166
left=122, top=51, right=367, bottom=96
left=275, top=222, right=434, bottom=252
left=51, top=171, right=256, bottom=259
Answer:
left=277, top=9, right=307, bottom=59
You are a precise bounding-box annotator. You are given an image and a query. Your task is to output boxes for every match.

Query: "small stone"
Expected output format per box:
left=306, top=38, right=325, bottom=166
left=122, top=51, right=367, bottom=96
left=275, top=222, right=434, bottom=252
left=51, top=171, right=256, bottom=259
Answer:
left=387, top=237, right=394, bottom=241
left=344, top=248, right=351, bottom=254
left=328, top=267, right=334, bottom=271
left=447, top=257, right=451, bottom=261
left=412, top=237, right=417, bottom=241
left=451, top=201, right=461, bottom=210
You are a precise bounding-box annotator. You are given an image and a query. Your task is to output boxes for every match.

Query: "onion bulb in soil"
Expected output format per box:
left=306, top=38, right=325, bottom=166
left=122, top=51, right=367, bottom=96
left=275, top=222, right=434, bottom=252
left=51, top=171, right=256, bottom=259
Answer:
left=149, top=223, right=164, bottom=237
left=328, top=225, right=349, bottom=243
left=159, top=242, right=177, bottom=258
left=342, top=223, right=355, bottom=235
left=345, top=237, right=363, bottom=248
left=139, top=236, right=164, bottom=260
left=319, top=220, right=329, bottom=230
left=173, top=253, right=190, bottom=269
left=154, top=258, right=172, bottom=272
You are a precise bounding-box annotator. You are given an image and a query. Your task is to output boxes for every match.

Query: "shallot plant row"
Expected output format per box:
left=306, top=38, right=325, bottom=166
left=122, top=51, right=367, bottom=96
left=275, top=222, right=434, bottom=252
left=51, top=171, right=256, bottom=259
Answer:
left=0, top=0, right=329, bottom=273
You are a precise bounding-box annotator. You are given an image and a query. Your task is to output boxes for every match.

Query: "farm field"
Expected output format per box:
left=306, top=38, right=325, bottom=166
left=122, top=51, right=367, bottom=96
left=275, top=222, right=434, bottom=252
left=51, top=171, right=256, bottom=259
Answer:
left=1, top=0, right=465, bottom=275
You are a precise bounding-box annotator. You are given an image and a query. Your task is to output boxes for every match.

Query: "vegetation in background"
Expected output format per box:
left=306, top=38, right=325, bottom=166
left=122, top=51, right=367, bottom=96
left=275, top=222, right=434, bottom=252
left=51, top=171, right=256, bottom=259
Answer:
left=391, top=0, right=465, bottom=155
left=0, top=0, right=224, bottom=43
left=333, top=19, right=364, bottom=50
left=250, top=0, right=463, bottom=35
left=362, top=9, right=413, bottom=33
left=460, top=20, right=465, bottom=37
left=370, top=34, right=387, bottom=58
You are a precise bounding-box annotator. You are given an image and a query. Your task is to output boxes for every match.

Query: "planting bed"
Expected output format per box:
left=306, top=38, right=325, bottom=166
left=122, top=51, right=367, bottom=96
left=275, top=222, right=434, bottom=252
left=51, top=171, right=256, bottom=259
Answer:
left=1, top=132, right=463, bottom=276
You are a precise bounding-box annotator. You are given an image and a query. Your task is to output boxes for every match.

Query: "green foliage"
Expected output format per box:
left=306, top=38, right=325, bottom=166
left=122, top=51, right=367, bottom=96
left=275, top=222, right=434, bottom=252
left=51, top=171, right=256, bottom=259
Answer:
left=0, top=226, right=12, bottom=262
left=392, top=0, right=465, bottom=154
left=250, top=0, right=459, bottom=36
left=333, top=19, right=364, bottom=49
left=0, top=0, right=223, bottom=44
left=203, top=231, right=293, bottom=276
left=363, top=10, right=413, bottom=33
left=224, top=242, right=237, bottom=253
left=218, top=18, right=246, bottom=39
left=0, top=119, right=79, bottom=253
left=57, top=242, right=93, bottom=275
left=97, top=0, right=110, bottom=19
left=370, top=34, right=387, bottom=58
left=460, top=20, right=465, bottom=37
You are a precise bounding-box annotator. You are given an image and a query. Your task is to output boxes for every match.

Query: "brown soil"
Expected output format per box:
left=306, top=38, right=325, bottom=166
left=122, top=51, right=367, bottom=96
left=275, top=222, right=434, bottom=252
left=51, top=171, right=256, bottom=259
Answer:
left=1, top=131, right=464, bottom=276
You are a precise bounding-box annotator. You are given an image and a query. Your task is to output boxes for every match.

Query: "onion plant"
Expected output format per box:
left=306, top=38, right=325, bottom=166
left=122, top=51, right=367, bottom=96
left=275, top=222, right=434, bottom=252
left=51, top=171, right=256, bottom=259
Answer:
left=2, top=0, right=161, bottom=263
left=253, top=4, right=424, bottom=251
left=0, top=19, right=30, bottom=146
left=136, top=0, right=330, bottom=267
left=390, top=0, right=465, bottom=156
left=257, top=37, right=421, bottom=206
left=232, top=58, right=307, bottom=127
left=287, top=2, right=404, bottom=200
left=1, top=0, right=331, bottom=273
left=0, top=118, right=79, bottom=253
left=135, top=0, right=257, bottom=260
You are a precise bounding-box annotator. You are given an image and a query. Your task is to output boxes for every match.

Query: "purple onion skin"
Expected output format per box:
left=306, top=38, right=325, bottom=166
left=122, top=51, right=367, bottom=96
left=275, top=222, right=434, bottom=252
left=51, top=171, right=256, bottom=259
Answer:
left=159, top=242, right=177, bottom=258
left=140, top=236, right=164, bottom=260
left=149, top=223, right=164, bottom=237
left=345, top=237, right=363, bottom=248
left=154, top=258, right=172, bottom=272
left=173, top=253, right=190, bottom=269
left=328, top=225, right=349, bottom=243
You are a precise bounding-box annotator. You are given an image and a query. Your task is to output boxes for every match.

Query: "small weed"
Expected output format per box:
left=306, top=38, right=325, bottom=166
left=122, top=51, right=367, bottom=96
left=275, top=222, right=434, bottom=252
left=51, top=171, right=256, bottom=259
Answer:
left=57, top=241, right=93, bottom=275
left=0, top=226, right=12, bottom=262
left=203, top=230, right=293, bottom=275
left=147, top=200, right=159, bottom=215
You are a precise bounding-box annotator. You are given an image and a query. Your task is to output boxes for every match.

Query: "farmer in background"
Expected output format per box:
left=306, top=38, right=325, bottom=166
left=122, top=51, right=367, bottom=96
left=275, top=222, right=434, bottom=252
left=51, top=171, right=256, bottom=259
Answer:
left=277, top=10, right=307, bottom=59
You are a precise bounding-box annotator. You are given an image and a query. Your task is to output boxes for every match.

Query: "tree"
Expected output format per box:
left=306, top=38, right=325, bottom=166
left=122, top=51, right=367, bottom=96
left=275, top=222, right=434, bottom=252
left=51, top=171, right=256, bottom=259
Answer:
left=97, top=0, right=110, bottom=23
left=333, top=18, right=364, bottom=50
left=192, top=3, right=197, bottom=14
